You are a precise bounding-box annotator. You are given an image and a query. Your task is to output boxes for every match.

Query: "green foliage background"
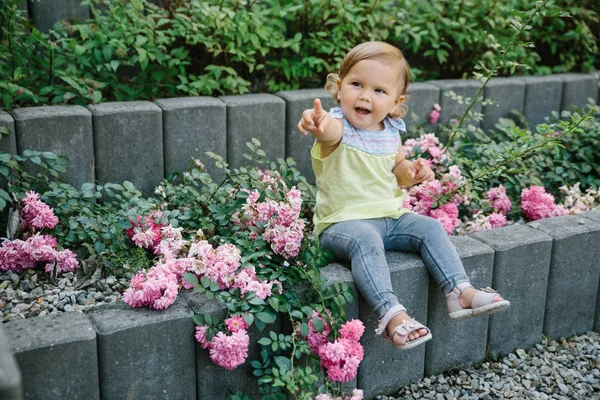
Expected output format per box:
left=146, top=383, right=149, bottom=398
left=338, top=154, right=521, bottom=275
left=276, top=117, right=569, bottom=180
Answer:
left=0, top=0, right=598, bottom=109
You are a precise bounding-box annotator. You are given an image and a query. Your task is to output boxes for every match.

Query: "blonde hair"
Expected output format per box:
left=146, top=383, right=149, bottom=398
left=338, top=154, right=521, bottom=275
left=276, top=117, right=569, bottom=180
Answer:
left=324, top=41, right=411, bottom=118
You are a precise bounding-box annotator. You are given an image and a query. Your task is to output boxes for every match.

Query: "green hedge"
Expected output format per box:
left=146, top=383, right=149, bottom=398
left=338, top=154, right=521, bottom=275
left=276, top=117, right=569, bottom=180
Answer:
left=0, top=0, right=598, bottom=109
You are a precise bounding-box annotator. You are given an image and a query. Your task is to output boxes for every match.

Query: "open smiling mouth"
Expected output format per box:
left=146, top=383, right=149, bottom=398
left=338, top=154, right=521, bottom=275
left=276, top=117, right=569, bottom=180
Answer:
left=355, top=107, right=371, bottom=115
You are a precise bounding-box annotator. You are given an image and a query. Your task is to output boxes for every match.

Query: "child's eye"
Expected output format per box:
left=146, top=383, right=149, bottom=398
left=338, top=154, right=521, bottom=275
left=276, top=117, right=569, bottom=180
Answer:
left=375, top=89, right=386, bottom=94
left=351, top=82, right=361, bottom=87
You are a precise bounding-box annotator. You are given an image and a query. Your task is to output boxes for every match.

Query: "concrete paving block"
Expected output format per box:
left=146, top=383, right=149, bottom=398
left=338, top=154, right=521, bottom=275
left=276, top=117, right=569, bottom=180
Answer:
left=517, top=75, right=563, bottom=128
left=87, top=301, right=195, bottom=400
left=482, top=78, right=526, bottom=133
left=0, top=111, right=17, bottom=155
left=469, top=224, right=552, bottom=359
left=275, top=89, right=336, bottom=185
left=3, top=312, right=99, bottom=400
left=404, top=82, right=441, bottom=137
left=12, top=106, right=94, bottom=188
left=428, top=79, right=483, bottom=128
left=219, top=94, right=285, bottom=171
left=29, top=0, right=90, bottom=33
left=425, top=236, right=494, bottom=376
left=358, top=251, right=429, bottom=398
left=580, top=210, right=600, bottom=332
left=557, top=73, right=599, bottom=111
left=0, top=324, right=22, bottom=400
left=528, top=215, right=600, bottom=339
left=179, top=289, right=267, bottom=399
left=0, top=111, right=17, bottom=192
left=154, top=97, right=226, bottom=182
left=88, top=101, right=163, bottom=196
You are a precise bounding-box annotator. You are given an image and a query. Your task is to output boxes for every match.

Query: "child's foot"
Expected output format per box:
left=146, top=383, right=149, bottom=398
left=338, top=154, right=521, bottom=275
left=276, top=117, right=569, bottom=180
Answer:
left=446, top=283, right=510, bottom=320
left=387, top=312, right=429, bottom=345
left=376, top=304, right=432, bottom=350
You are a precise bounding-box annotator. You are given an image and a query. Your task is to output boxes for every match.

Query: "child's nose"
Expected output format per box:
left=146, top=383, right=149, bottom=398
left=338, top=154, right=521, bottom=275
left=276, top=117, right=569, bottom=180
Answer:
left=359, top=92, right=371, bottom=102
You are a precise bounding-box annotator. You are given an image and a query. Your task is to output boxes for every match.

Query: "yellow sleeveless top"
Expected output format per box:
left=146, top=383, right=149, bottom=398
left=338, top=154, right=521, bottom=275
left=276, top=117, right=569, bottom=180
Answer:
left=312, top=108, right=410, bottom=242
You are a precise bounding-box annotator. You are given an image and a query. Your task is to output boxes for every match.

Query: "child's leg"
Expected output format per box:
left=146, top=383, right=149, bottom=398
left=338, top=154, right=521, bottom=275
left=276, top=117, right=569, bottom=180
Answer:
left=320, top=219, right=396, bottom=317
left=385, top=213, right=508, bottom=317
left=320, top=219, right=430, bottom=346
left=385, top=213, right=469, bottom=293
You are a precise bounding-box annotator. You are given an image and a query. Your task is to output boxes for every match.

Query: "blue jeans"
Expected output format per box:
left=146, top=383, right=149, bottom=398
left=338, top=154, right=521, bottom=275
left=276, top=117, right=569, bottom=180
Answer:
left=319, top=213, right=470, bottom=318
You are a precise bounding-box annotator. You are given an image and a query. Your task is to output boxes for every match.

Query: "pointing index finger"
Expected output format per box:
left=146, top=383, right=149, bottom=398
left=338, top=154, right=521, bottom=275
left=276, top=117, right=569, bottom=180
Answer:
left=314, top=99, right=323, bottom=114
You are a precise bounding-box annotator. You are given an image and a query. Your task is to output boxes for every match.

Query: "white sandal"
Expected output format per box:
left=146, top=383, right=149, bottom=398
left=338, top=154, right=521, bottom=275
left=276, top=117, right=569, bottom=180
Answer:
left=446, top=282, right=510, bottom=320
left=375, top=304, right=432, bottom=350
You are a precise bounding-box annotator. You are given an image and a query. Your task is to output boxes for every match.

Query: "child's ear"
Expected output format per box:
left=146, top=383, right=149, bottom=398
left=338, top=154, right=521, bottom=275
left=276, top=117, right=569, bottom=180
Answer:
left=336, top=79, right=342, bottom=101
left=391, top=95, right=405, bottom=113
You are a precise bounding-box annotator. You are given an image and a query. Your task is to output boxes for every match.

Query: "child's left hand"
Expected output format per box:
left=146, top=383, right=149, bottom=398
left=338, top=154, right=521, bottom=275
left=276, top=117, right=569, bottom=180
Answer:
left=408, top=158, right=435, bottom=183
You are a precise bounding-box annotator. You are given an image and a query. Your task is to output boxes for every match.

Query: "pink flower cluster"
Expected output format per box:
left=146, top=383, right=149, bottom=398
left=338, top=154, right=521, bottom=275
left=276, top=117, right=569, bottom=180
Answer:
left=300, top=312, right=365, bottom=383
left=126, top=214, right=166, bottom=252
left=315, top=389, right=364, bottom=400
left=317, top=319, right=365, bottom=383
left=403, top=166, right=466, bottom=234
left=521, top=186, right=568, bottom=221
left=460, top=210, right=507, bottom=234
left=234, top=185, right=305, bottom=259
left=21, top=191, right=59, bottom=230
left=487, top=185, right=512, bottom=215
left=428, top=103, right=441, bottom=125
left=404, top=133, right=450, bottom=171
left=195, top=316, right=250, bottom=370
left=0, top=233, right=78, bottom=273
left=122, top=255, right=190, bottom=310
left=188, top=240, right=280, bottom=298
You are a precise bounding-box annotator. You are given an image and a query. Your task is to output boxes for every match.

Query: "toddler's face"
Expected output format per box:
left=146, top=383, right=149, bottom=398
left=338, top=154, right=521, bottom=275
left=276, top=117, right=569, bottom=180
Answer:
left=337, top=59, right=403, bottom=131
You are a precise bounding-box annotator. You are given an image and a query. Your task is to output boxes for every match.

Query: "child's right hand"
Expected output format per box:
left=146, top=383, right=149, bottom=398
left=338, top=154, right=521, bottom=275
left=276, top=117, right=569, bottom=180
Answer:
left=298, top=99, right=330, bottom=136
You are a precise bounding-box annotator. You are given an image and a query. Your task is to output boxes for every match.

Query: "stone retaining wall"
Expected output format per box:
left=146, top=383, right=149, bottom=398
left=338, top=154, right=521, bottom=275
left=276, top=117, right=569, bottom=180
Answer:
left=0, top=74, right=598, bottom=195
left=2, top=211, right=600, bottom=400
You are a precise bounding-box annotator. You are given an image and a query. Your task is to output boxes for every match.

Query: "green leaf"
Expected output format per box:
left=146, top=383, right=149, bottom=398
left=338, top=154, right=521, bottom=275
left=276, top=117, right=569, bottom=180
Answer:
left=312, top=317, right=324, bottom=333
left=257, top=337, right=272, bottom=346
left=300, top=322, right=309, bottom=337
left=183, top=273, right=198, bottom=286
left=256, top=312, right=276, bottom=324
left=192, top=315, right=206, bottom=326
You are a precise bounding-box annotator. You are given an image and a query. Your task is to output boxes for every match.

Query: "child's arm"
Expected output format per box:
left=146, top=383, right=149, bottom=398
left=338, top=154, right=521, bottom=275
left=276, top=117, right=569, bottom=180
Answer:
left=297, top=99, right=343, bottom=146
left=392, top=142, right=435, bottom=187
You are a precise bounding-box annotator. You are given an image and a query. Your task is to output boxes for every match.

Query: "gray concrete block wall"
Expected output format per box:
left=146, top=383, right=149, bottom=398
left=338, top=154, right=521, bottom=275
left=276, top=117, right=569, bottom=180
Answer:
left=428, top=79, right=483, bottom=128
left=517, top=75, right=563, bottom=128
left=154, top=97, right=227, bottom=182
left=3, top=312, right=99, bottom=400
left=87, top=301, right=196, bottom=400
left=88, top=101, right=163, bottom=196
left=581, top=210, right=600, bottom=332
left=557, top=73, right=599, bottom=111
left=528, top=215, right=600, bottom=339
left=179, top=289, right=266, bottom=399
left=28, top=0, right=90, bottom=33
left=469, top=224, right=553, bottom=359
left=404, top=82, right=441, bottom=136
left=425, top=236, right=494, bottom=376
left=219, top=94, right=285, bottom=171
left=275, top=89, right=337, bottom=184
left=482, top=77, right=526, bottom=132
left=0, top=111, right=18, bottom=191
left=0, top=324, right=22, bottom=400
left=11, top=106, right=94, bottom=188
left=358, top=252, right=429, bottom=399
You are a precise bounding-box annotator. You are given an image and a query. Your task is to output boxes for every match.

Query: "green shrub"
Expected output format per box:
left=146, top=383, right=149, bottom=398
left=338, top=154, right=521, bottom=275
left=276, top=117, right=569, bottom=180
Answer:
left=0, top=0, right=598, bottom=109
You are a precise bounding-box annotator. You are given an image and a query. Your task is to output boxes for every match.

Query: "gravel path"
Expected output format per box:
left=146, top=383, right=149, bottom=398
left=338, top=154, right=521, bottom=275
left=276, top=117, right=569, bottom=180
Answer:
left=2, top=270, right=599, bottom=400
left=378, top=332, right=600, bottom=400
left=0, top=269, right=126, bottom=322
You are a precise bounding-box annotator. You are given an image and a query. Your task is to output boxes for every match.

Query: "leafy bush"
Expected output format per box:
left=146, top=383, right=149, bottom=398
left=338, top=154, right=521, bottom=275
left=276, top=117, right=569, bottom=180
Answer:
left=1, top=0, right=598, bottom=109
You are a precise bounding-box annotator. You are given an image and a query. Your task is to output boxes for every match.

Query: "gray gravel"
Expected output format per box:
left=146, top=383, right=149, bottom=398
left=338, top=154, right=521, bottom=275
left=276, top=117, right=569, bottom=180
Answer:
left=378, top=332, right=600, bottom=400
left=0, top=269, right=127, bottom=322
